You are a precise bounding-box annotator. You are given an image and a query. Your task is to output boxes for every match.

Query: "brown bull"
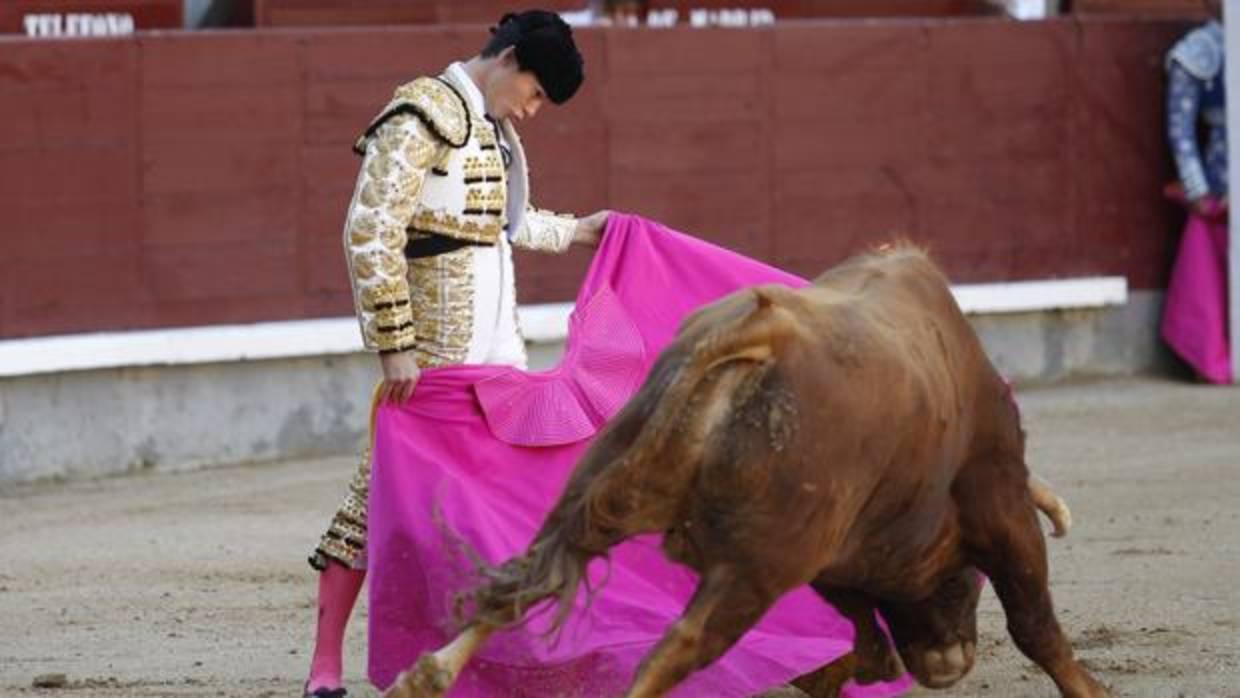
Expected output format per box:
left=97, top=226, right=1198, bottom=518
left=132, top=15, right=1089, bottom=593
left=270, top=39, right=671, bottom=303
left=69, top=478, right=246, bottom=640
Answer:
left=387, top=245, right=1107, bottom=698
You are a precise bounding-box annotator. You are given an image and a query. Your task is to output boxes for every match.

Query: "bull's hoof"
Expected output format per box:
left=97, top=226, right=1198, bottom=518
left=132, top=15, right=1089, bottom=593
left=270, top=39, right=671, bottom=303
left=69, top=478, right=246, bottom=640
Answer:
left=383, top=655, right=453, bottom=698
left=1071, top=672, right=1112, bottom=698
left=915, top=640, right=975, bottom=689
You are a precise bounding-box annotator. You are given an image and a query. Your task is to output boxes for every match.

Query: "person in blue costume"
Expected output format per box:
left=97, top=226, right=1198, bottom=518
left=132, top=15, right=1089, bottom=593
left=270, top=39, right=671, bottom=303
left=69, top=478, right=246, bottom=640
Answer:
left=1166, top=5, right=1227, bottom=214
left=1161, top=1, right=1233, bottom=384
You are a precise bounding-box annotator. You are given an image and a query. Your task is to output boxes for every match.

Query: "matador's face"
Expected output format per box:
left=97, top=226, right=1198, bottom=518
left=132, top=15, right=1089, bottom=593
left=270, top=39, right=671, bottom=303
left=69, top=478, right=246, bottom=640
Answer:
left=483, top=48, right=548, bottom=124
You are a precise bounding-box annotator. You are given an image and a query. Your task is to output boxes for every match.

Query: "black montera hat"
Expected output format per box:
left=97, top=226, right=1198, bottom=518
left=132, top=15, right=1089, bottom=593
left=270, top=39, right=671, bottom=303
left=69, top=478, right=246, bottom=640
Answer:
left=492, top=11, right=584, bottom=104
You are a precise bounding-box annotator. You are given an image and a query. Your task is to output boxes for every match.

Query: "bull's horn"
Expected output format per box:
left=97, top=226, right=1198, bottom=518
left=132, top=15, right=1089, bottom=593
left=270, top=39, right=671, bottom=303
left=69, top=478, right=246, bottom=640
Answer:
left=1028, top=474, right=1072, bottom=538
left=704, top=344, right=772, bottom=373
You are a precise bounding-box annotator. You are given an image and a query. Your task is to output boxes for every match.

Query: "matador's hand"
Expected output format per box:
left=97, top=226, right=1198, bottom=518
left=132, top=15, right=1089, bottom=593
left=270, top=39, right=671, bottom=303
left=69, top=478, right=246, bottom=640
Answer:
left=378, top=350, right=420, bottom=405
left=572, top=210, right=610, bottom=248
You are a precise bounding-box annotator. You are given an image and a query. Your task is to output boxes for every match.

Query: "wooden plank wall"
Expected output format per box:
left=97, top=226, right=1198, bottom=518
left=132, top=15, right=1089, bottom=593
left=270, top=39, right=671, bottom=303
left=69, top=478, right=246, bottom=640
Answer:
left=254, top=0, right=584, bottom=27
left=0, top=18, right=1189, bottom=339
left=1072, top=0, right=1211, bottom=17
left=253, top=0, right=999, bottom=27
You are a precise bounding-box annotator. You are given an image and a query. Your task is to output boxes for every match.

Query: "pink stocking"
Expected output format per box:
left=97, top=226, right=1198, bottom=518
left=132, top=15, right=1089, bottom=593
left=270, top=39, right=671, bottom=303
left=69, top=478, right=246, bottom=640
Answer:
left=306, top=562, right=366, bottom=692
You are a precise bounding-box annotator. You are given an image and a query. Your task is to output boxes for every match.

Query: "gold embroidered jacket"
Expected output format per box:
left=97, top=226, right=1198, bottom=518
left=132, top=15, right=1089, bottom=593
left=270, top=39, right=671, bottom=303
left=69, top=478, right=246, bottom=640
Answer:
left=343, top=70, right=578, bottom=354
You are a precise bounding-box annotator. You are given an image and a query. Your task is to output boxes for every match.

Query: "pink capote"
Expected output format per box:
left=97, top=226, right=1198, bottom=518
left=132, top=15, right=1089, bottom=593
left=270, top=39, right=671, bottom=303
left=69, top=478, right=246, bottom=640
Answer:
left=1161, top=206, right=1232, bottom=384
left=367, top=214, right=912, bottom=697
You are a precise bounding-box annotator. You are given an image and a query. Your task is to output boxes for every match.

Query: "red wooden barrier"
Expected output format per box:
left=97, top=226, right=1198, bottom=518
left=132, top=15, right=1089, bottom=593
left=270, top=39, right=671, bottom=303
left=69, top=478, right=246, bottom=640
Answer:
left=1072, top=0, right=1210, bottom=16
left=252, top=0, right=999, bottom=28
left=253, top=0, right=584, bottom=28
left=644, top=0, right=1000, bottom=19
left=0, top=18, right=1189, bottom=339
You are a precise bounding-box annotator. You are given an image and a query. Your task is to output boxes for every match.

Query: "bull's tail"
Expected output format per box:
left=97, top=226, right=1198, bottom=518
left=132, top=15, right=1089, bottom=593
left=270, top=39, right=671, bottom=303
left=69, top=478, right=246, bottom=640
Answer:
left=468, top=532, right=592, bottom=635
left=465, top=355, right=713, bottom=634
left=468, top=288, right=791, bottom=635
left=1029, top=474, right=1072, bottom=538
left=465, top=433, right=659, bottom=635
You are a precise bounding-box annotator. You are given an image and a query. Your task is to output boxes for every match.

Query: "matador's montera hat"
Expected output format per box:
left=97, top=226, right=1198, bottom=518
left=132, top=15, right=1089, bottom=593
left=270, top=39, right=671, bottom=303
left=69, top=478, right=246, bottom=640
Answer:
left=491, top=10, right=584, bottom=105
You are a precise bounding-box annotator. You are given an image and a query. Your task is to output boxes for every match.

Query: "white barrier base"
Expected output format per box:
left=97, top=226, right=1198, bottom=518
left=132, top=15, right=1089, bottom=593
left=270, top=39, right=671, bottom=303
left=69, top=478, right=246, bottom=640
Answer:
left=0, top=277, right=1127, bottom=378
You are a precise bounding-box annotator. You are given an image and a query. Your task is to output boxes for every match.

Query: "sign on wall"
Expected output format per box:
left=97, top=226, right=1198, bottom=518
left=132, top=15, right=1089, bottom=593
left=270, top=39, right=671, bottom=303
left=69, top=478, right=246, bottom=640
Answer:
left=1, top=0, right=182, bottom=36
left=645, top=8, right=777, bottom=27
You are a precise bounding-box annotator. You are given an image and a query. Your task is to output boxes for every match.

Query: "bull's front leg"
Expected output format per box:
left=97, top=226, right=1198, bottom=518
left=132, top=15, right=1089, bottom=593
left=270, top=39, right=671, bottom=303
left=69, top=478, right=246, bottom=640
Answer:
left=803, top=585, right=903, bottom=688
left=788, top=653, right=857, bottom=698
left=876, top=567, right=982, bottom=690
left=383, top=625, right=495, bottom=698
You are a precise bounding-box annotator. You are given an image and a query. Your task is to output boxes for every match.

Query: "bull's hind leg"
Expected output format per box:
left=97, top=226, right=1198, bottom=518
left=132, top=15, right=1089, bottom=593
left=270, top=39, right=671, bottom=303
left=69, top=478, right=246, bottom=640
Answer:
left=964, top=476, right=1109, bottom=697
left=623, top=567, right=778, bottom=698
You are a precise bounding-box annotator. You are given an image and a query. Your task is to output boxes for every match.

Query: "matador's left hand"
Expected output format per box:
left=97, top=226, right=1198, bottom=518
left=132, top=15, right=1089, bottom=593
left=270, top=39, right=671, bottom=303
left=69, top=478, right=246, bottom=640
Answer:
left=572, top=210, right=610, bottom=248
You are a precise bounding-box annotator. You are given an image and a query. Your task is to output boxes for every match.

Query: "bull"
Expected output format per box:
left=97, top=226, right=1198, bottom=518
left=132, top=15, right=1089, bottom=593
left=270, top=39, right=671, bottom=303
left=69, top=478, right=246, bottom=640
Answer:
left=386, top=244, right=1105, bottom=698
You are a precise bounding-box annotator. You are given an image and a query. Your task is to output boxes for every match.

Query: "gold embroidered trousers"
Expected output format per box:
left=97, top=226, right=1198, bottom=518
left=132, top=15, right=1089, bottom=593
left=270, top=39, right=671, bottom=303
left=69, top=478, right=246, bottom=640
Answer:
left=310, top=237, right=529, bottom=570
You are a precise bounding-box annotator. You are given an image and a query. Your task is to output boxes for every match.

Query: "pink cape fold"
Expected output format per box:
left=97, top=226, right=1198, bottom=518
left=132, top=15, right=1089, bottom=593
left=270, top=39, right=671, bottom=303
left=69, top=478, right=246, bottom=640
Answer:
left=367, top=214, right=912, bottom=697
left=1161, top=212, right=1233, bottom=384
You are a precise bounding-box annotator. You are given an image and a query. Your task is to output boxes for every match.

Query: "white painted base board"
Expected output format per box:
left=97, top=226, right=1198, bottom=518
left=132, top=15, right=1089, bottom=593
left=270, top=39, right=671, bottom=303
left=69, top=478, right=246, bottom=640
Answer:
left=0, top=276, right=1127, bottom=378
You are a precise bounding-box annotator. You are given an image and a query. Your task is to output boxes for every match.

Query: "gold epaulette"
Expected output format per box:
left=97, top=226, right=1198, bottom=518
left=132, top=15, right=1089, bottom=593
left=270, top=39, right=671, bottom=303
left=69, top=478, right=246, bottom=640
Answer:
left=353, top=76, right=471, bottom=155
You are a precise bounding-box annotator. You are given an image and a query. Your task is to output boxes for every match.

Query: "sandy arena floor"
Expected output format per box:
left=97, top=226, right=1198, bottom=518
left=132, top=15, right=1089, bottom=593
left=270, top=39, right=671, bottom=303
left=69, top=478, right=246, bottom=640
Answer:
left=2, top=377, right=1237, bottom=697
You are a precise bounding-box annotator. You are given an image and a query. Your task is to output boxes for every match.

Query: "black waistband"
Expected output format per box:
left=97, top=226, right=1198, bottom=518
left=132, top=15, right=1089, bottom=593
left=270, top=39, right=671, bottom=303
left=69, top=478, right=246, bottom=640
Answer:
left=404, top=231, right=494, bottom=259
